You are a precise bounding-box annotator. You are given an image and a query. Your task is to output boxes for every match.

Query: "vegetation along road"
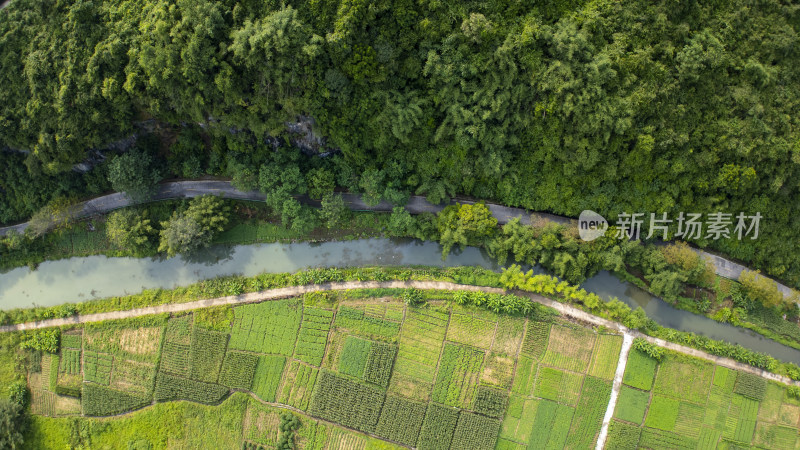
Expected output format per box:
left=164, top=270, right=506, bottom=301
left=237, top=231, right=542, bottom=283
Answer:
left=0, top=180, right=792, bottom=299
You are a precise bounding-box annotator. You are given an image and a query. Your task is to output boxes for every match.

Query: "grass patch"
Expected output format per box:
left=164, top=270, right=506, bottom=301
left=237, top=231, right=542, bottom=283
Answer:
left=614, top=386, right=649, bottom=424
left=644, top=395, right=680, bottom=431
left=622, top=348, right=657, bottom=391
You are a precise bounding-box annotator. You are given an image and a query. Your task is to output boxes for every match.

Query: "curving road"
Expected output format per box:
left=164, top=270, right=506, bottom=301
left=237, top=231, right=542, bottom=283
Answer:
left=0, top=180, right=793, bottom=298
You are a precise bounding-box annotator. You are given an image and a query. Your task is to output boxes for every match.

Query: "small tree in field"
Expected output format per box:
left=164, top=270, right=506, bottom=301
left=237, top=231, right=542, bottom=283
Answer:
left=106, top=209, right=155, bottom=253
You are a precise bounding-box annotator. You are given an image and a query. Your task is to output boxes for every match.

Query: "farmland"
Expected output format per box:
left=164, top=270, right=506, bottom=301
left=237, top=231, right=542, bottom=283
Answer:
left=16, top=291, right=800, bottom=449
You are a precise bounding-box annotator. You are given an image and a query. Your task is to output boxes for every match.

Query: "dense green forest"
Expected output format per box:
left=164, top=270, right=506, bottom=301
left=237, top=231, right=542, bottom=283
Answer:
left=1, top=0, right=799, bottom=283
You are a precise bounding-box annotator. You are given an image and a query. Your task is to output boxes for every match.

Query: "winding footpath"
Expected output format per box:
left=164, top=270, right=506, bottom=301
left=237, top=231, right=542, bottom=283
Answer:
left=0, top=180, right=793, bottom=298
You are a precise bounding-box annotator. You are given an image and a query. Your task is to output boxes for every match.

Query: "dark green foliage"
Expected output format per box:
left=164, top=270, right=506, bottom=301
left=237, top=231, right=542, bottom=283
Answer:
left=472, top=386, right=508, bottom=419
left=606, top=419, right=642, bottom=450
left=363, top=342, right=396, bottom=387
left=277, top=412, right=301, bottom=450
left=0, top=399, right=26, bottom=448
left=450, top=411, right=501, bottom=450
left=82, top=383, right=150, bottom=416
left=308, top=371, right=385, bottom=433
left=105, top=210, right=155, bottom=253
left=55, top=386, right=82, bottom=398
left=375, top=396, right=426, bottom=447
left=734, top=372, right=767, bottom=401
left=61, top=334, right=81, bottom=349
left=153, top=372, right=229, bottom=404
left=158, top=195, right=230, bottom=257
left=417, top=403, right=459, bottom=450
left=218, top=351, right=258, bottom=389
left=632, top=337, right=664, bottom=361
left=107, top=149, right=162, bottom=203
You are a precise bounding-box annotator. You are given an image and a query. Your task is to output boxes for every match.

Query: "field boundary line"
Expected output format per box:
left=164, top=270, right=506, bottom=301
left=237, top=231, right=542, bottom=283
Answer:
left=595, top=333, right=633, bottom=450
left=3, top=281, right=799, bottom=387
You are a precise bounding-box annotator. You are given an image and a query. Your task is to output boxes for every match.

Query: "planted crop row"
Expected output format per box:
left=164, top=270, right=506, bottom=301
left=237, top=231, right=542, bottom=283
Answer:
left=375, top=396, right=426, bottom=447
left=84, top=351, right=112, bottom=385
left=338, top=336, right=372, bottom=379
left=82, top=383, right=150, bottom=416
left=432, top=343, right=484, bottom=408
left=638, top=427, right=696, bottom=449
left=565, top=376, right=612, bottom=448
left=622, top=348, right=658, bottom=391
left=606, top=420, right=641, bottom=450
left=252, top=355, right=286, bottom=402
left=417, top=403, right=459, bottom=450
left=60, top=348, right=81, bottom=375
left=334, top=306, right=400, bottom=339
left=153, top=371, right=229, bottom=404
left=520, top=321, right=550, bottom=360
left=528, top=400, right=575, bottom=449
left=189, top=328, right=228, bottom=383
left=165, top=314, right=193, bottom=344
left=533, top=366, right=583, bottom=407
left=472, top=386, right=508, bottom=419
left=160, top=342, right=191, bottom=377
left=395, top=308, right=448, bottom=383
left=588, top=334, right=623, bottom=380
left=450, top=411, right=501, bottom=450
left=278, top=361, right=318, bottom=411
left=294, top=307, right=333, bottom=366
left=218, top=351, right=258, bottom=389
left=364, top=342, right=396, bottom=387
left=734, top=372, right=767, bottom=401
left=229, top=300, right=302, bottom=356
left=308, top=371, right=385, bottom=433
left=111, top=359, right=155, bottom=394
left=61, top=333, right=82, bottom=349
left=446, top=314, right=495, bottom=349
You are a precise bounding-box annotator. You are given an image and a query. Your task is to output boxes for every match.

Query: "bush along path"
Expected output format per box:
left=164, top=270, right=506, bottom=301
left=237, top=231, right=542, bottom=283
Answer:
left=3, top=279, right=799, bottom=389
left=0, top=180, right=793, bottom=299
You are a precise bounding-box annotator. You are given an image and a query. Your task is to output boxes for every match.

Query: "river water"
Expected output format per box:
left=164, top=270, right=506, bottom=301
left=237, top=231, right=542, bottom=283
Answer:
left=2, top=238, right=799, bottom=363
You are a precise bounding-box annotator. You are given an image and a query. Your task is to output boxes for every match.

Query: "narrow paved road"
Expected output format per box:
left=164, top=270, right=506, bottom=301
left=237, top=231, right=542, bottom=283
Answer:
left=2, top=280, right=797, bottom=389
left=1, top=180, right=790, bottom=298
left=596, top=334, right=634, bottom=450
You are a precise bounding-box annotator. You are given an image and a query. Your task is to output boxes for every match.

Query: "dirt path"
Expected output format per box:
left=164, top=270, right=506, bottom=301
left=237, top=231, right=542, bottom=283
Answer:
left=596, top=333, right=633, bottom=450
left=0, top=180, right=791, bottom=298
left=3, top=280, right=798, bottom=389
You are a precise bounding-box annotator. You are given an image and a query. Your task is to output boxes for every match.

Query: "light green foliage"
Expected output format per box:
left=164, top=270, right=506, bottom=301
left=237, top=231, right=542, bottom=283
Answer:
left=431, top=343, right=484, bottom=408
left=653, top=355, right=713, bottom=403
left=614, top=386, right=649, bottom=424
left=84, top=351, right=113, bottom=385
left=566, top=376, right=613, bottom=448
left=623, top=348, right=658, bottom=390
left=338, top=336, right=372, bottom=379
left=739, top=270, right=785, bottom=309
left=395, top=307, right=448, bottom=383
left=251, top=355, right=286, bottom=402
left=295, top=307, right=334, bottom=366
left=606, top=419, right=641, bottom=450
left=20, top=329, right=60, bottom=354
left=106, top=209, right=155, bottom=252
left=520, top=320, right=550, bottom=360
left=436, top=203, right=497, bottom=257
left=158, top=195, right=230, bottom=256
left=589, top=334, right=623, bottom=380
left=278, top=361, right=318, bottom=410
left=527, top=400, right=575, bottom=449
left=334, top=306, right=400, bottom=339
left=82, top=383, right=150, bottom=416
left=229, top=299, right=302, bottom=356
left=533, top=366, right=584, bottom=407
left=644, top=395, right=680, bottom=431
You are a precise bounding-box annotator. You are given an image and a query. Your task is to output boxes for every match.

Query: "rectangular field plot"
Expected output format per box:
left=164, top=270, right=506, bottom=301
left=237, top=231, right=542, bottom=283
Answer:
left=445, top=313, right=496, bottom=349
left=277, top=360, right=318, bottom=411
left=364, top=341, right=397, bottom=387
left=229, top=299, right=302, bottom=356
left=251, top=355, right=286, bottom=402
left=588, top=334, right=622, bottom=380
left=83, top=351, right=113, bottom=385
left=388, top=373, right=433, bottom=403
left=242, top=401, right=282, bottom=446
left=480, top=352, right=514, bottom=389
left=450, top=411, right=501, bottom=450
left=527, top=399, right=575, bottom=449
left=294, top=307, right=334, bottom=366
left=395, top=308, right=448, bottom=383
left=160, top=341, right=191, bottom=377
left=61, top=333, right=82, bottom=349
left=520, top=321, right=550, bottom=360
left=606, top=419, right=641, bottom=450
left=533, top=365, right=584, bottom=407
left=638, top=427, right=696, bottom=449
left=309, top=371, right=386, bottom=433
left=359, top=301, right=404, bottom=322
left=511, top=355, right=536, bottom=396
left=491, top=315, right=525, bottom=355
left=375, top=396, right=426, bottom=447
left=431, top=343, right=485, bottom=408
left=540, top=323, right=596, bottom=373
left=334, top=306, right=400, bottom=339
left=84, top=321, right=164, bottom=364
left=338, top=336, right=372, bottom=379
left=189, top=328, right=228, bottom=383
left=753, top=422, right=798, bottom=449
left=110, top=358, right=156, bottom=395
left=500, top=395, right=538, bottom=445
left=565, top=375, right=612, bottom=449
left=60, top=348, right=81, bottom=375
left=614, top=385, right=649, bottom=424
left=653, top=354, right=713, bottom=403
left=418, top=402, right=459, bottom=450
left=622, top=348, right=657, bottom=391
left=218, top=351, right=258, bottom=389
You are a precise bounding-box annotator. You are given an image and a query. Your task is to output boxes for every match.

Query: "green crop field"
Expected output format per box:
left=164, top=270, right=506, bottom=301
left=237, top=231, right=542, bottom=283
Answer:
left=18, top=294, right=800, bottom=450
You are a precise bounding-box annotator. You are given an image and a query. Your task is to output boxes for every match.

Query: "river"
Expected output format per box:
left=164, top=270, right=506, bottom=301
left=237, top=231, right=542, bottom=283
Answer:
left=2, top=238, right=799, bottom=363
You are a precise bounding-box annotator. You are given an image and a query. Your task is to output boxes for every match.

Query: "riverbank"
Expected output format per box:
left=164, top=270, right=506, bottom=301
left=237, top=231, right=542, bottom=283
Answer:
left=0, top=180, right=794, bottom=298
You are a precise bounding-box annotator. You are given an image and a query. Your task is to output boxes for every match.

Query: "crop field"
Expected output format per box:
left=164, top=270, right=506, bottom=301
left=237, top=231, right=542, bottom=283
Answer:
left=588, top=334, right=622, bottom=380
left=446, top=313, right=496, bottom=349
left=24, top=293, right=800, bottom=450
left=432, top=343, right=485, bottom=408
left=229, top=299, right=302, bottom=355
left=604, top=350, right=800, bottom=449
left=294, top=307, right=334, bottom=366
left=540, top=324, right=596, bottom=373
